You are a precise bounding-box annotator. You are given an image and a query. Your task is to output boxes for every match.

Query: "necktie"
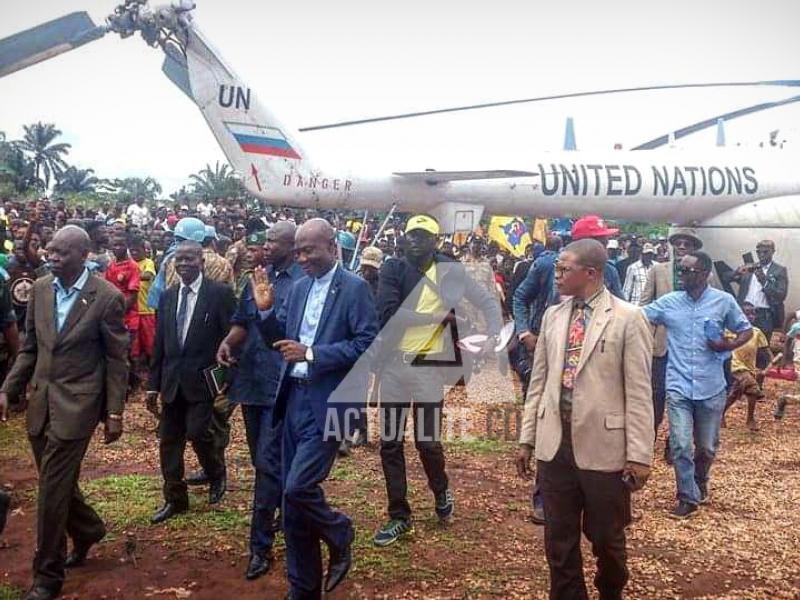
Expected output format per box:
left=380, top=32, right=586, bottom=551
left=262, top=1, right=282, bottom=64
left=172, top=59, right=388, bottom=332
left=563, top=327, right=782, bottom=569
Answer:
left=176, top=286, right=191, bottom=348
left=561, top=301, right=586, bottom=390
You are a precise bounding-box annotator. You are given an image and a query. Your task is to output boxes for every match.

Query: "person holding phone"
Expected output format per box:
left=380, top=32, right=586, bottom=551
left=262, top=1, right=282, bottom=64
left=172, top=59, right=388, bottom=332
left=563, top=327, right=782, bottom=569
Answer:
left=728, top=240, right=788, bottom=341
left=516, top=239, right=654, bottom=600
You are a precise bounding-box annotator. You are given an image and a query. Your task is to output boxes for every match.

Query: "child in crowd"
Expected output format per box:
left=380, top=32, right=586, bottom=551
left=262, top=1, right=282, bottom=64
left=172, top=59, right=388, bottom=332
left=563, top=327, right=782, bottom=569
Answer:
left=723, top=302, right=771, bottom=431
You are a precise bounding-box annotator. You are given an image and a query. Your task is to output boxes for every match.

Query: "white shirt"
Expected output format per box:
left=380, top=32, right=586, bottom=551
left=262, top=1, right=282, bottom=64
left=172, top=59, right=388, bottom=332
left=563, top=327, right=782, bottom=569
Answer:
left=623, top=260, right=654, bottom=306
left=291, top=264, right=337, bottom=378
left=197, top=202, right=216, bottom=218
left=126, top=203, right=149, bottom=228
left=744, top=264, right=771, bottom=309
left=176, top=274, right=203, bottom=345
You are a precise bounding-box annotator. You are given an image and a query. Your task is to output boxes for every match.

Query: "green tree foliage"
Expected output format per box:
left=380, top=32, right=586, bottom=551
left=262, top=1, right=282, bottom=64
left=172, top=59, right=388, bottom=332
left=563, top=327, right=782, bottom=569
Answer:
left=14, top=122, right=71, bottom=189
left=100, top=176, right=163, bottom=202
left=54, top=166, right=99, bottom=195
left=189, top=161, right=245, bottom=200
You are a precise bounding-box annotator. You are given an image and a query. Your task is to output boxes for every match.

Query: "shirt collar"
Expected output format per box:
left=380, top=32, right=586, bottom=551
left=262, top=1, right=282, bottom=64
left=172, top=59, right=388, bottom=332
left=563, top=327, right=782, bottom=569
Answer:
left=315, top=263, right=337, bottom=284
left=181, top=273, right=203, bottom=294
left=54, top=268, right=89, bottom=295
left=575, top=286, right=605, bottom=310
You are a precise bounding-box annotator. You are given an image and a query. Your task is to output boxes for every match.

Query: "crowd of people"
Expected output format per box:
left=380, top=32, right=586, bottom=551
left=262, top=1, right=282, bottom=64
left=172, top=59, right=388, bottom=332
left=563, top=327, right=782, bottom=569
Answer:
left=0, top=195, right=795, bottom=600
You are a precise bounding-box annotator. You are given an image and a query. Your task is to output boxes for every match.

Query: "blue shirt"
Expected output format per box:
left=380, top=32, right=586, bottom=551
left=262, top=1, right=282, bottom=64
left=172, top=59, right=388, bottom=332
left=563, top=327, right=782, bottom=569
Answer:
left=291, top=263, right=338, bottom=378
left=53, top=268, right=90, bottom=332
left=512, top=250, right=558, bottom=335
left=228, top=262, right=304, bottom=405
left=644, top=287, right=751, bottom=400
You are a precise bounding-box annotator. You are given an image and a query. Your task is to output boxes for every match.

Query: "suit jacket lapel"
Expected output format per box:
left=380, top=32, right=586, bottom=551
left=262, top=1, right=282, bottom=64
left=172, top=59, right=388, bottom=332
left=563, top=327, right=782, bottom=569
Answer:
left=313, top=268, right=343, bottom=344
left=550, top=302, right=572, bottom=381
left=165, top=286, right=180, bottom=354
left=576, top=289, right=613, bottom=376
left=664, top=260, right=674, bottom=293
left=291, top=278, right=314, bottom=339
left=183, top=279, right=209, bottom=352
left=41, top=279, right=57, bottom=345
left=56, top=276, right=98, bottom=344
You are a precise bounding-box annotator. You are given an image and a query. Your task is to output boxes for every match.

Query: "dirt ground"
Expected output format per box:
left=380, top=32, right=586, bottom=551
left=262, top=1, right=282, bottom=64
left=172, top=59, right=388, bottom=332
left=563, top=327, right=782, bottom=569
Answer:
left=2, top=372, right=800, bottom=599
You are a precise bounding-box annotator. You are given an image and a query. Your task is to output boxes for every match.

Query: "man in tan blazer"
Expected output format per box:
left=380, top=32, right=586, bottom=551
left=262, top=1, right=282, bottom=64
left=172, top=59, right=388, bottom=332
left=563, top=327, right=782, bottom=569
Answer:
left=0, top=226, right=129, bottom=600
left=516, top=239, right=654, bottom=600
left=640, top=228, right=703, bottom=462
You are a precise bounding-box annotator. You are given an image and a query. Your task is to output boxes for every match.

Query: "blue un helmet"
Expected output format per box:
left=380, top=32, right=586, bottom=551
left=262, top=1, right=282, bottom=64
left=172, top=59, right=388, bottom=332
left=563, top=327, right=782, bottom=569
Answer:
left=337, top=230, right=356, bottom=251
left=173, top=217, right=206, bottom=243
left=204, top=225, right=219, bottom=241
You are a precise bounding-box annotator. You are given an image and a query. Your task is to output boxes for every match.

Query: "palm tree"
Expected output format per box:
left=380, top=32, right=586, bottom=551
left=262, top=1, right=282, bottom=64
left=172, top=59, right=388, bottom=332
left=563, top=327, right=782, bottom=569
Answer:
left=54, top=166, right=100, bottom=194
left=0, top=144, right=41, bottom=193
left=189, top=161, right=244, bottom=200
left=101, top=176, right=162, bottom=201
left=15, top=122, right=71, bottom=189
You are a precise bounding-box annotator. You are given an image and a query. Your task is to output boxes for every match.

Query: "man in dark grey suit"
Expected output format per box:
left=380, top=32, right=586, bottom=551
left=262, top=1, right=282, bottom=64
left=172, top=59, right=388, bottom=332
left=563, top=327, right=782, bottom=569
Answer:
left=0, top=225, right=129, bottom=600
left=728, top=240, right=788, bottom=339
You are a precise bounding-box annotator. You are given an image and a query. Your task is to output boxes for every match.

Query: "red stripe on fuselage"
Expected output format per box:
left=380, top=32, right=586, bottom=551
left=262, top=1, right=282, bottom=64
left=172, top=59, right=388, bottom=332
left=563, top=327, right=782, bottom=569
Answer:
left=240, top=143, right=301, bottom=159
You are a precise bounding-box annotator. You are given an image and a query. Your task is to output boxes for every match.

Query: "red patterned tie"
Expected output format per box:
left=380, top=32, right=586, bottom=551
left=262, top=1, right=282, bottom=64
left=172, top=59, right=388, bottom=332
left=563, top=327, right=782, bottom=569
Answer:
left=562, top=301, right=586, bottom=390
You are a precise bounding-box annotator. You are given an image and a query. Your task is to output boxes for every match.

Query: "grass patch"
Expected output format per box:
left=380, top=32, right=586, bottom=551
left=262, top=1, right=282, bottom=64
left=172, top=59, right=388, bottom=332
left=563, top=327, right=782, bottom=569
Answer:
left=446, top=437, right=515, bottom=455
left=0, top=417, right=27, bottom=459
left=83, top=474, right=249, bottom=533
left=329, top=460, right=363, bottom=482
left=0, top=584, right=23, bottom=600
left=83, top=474, right=160, bottom=529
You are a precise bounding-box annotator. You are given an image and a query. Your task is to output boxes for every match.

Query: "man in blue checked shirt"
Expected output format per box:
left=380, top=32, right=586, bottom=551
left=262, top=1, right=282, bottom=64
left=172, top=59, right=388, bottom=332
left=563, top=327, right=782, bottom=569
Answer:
left=644, top=250, right=752, bottom=519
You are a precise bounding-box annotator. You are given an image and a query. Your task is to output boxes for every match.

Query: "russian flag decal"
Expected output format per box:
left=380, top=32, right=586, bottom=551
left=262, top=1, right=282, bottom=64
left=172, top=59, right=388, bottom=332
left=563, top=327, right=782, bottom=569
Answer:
left=224, top=122, right=301, bottom=159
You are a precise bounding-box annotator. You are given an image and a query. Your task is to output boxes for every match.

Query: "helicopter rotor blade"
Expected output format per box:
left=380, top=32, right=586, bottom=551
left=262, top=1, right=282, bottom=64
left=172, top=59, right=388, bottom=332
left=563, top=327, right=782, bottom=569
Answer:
left=0, top=12, right=107, bottom=79
left=298, top=80, right=800, bottom=132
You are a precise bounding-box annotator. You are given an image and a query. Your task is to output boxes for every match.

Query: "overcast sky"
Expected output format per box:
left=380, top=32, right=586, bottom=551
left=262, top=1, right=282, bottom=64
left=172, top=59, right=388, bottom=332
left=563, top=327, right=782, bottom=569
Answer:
left=1, top=0, right=799, bottom=194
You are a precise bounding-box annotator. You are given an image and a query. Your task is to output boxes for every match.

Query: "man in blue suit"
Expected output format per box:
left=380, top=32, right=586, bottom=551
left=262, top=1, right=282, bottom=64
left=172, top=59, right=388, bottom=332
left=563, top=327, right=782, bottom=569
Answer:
left=254, top=218, right=378, bottom=600
left=216, top=222, right=304, bottom=581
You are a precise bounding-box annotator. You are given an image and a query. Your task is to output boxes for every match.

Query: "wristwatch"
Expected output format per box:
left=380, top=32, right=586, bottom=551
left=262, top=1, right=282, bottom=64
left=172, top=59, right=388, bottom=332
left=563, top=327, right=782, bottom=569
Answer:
left=305, top=346, right=314, bottom=362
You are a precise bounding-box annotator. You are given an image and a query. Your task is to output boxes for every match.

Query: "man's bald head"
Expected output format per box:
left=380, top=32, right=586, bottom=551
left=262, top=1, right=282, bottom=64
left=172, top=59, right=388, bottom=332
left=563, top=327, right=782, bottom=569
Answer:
left=555, top=239, right=606, bottom=299
left=297, top=218, right=336, bottom=244
left=295, top=218, right=337, bottom=278
left=268, top=220, right=297, bottom=244
left=46, top=225, right=92, bottom=283
left=563, top=239, right=607, bottom=272
left=54, top=225, right=91, bottom=255
left=264, top=221, right=297, bottom=267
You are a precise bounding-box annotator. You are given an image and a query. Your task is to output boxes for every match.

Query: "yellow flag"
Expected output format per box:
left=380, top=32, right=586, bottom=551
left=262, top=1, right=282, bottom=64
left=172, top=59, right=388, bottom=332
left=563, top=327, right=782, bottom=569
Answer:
left=531, top=218, right=548, bottom=244
left=488, top=216, right=532, bottom=258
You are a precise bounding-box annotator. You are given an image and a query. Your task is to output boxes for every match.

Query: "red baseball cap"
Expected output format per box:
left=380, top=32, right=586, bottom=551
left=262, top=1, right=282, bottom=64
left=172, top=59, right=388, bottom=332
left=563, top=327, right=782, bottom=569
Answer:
left=571, top=215, right=619, bottom=240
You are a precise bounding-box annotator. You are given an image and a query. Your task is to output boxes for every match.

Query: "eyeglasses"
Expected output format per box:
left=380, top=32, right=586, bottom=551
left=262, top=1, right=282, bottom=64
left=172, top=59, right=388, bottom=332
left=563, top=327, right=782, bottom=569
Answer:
left=677, top=266, right=706, bottom=275
left=555, top=264, right=593, bottom=276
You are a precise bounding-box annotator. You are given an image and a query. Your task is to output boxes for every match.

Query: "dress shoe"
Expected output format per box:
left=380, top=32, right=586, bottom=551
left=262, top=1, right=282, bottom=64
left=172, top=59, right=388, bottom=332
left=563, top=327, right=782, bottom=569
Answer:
left=151, top=502, right=187, bottom=524
left=0, top=489, right=10, bottom=534
left=324, top=527, right=354, bottom=593
left=185, top=470, right=209, bottom=486
left=208, top=477, right=227, bottom=505
left=24, top=585, right=60, bottom=600
left=65, top=536, right=103, bottom=568
left=245, top=552, right=273, bottom=580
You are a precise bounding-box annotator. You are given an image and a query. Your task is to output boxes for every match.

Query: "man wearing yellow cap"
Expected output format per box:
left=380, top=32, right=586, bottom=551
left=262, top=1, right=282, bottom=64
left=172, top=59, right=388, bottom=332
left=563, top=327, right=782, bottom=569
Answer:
left=373, top=214, right=503, bottom=547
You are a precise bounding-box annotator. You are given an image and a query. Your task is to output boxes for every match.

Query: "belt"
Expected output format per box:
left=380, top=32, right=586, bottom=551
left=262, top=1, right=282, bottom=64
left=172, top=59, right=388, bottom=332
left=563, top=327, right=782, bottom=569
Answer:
left=288, top=377, right=313, bottom=387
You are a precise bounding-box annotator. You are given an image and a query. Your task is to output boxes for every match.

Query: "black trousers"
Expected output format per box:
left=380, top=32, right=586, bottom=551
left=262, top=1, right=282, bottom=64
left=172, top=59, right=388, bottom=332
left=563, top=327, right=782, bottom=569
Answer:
left=379, top=362, right=448, bottom=520
left=29, top=428, right=106, bottom=591
left=652, top=355, right=668, bottom=434
left=538, top=434, right=630, bottom=600
left=208, top=396, right=235, bottom=470
left=159, top=390, right=225, bottom=506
